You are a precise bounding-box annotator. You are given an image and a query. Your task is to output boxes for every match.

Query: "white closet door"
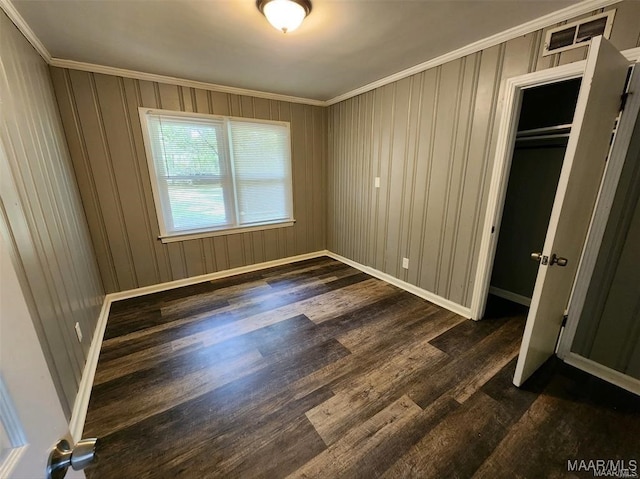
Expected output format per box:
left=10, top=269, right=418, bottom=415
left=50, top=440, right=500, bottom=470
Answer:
left=0, top=202, right=83, bottom=477
left=513, top=37, right=630, bottom=386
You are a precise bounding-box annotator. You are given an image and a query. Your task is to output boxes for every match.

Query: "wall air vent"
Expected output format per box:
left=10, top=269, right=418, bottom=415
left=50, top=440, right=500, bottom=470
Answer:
left=542, top=10, right=615, bottom=56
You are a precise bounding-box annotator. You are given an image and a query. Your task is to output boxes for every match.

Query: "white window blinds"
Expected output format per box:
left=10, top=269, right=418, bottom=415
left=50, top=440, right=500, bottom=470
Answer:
left=140, top=109, right=294, bottom=239
left=230, top=120, right=292, bottom=225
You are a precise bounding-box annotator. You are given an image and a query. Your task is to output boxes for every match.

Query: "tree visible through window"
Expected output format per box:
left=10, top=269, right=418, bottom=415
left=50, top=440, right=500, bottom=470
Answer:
left=139, top=109, right=294, bottom=240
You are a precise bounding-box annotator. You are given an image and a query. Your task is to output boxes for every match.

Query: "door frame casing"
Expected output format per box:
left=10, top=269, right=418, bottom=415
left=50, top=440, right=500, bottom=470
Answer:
left=470, top=61, right=586, bottom=321
left=470, top=47, right=640, bottom=323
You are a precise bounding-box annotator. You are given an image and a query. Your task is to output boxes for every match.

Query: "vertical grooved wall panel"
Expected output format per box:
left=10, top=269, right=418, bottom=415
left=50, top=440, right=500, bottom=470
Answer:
left=327, top=3, right=639, bottom=308
left=0, top=11, right=104, bottom=414
left=51, top=69, right=327, bottom=293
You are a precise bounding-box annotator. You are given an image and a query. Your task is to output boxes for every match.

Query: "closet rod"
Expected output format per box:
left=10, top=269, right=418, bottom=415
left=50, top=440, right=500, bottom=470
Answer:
left=516, top=133, right=570, bottom=142
left=516, top=123, right=572, bottom=138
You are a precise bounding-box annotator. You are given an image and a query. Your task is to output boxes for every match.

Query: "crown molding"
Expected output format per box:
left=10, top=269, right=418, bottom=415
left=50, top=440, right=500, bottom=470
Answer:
left=1, top=0, right=322, bottom=106
left=48, top=57, right=326, bottom=106
left=0, top=0, right=51, bottom=61
left=1, top=0, right=628, bottom=108
left=325, top=0, right=620, bottom=105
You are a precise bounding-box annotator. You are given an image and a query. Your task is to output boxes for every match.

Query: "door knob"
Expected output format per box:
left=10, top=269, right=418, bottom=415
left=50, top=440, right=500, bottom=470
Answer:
left=47, top=437, right=98, bottom=479
left=550, top=253, right=568, bottom=267
left=530, top=252, right=548, bottom=265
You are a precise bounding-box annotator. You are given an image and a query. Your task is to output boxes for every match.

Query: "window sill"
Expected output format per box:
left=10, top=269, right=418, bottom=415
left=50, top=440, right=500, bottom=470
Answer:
left=158, top=220, right=296, bottom=243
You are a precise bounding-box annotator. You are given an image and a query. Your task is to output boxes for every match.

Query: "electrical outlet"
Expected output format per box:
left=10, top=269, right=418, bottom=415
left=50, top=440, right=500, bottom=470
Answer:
left=402, top=257, right=409, bottom=269
left=74, top=322, right=83, bottom=343
left=375, top=177, right=380, bottom=188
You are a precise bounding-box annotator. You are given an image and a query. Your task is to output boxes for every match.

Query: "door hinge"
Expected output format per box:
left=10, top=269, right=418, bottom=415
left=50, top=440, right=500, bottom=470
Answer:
left=620, top=92, right=630, bottom=112
left=561, top=314, right=568, bottom=327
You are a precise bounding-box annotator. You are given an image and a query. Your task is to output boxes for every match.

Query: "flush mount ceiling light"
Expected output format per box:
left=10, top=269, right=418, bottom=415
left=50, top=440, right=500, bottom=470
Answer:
left=257, top=0, right=312, bottom=34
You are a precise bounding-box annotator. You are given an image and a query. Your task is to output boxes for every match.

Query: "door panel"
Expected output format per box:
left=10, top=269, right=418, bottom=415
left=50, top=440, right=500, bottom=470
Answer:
left=0, top=220, right=83, bottom=478
left=513, top=37, right=630, bottom=386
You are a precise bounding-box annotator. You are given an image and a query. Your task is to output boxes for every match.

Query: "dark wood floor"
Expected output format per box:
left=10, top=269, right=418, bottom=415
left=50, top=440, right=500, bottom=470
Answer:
left=84, top=257, right=640, bottom=478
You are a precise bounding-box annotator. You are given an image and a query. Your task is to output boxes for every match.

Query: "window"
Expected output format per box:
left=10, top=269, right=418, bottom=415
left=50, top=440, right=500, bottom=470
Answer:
left=139, top=108, right=294, bottom=242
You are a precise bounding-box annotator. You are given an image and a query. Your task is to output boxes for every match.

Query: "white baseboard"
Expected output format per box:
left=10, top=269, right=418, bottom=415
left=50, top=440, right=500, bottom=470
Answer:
left=69, top=296, right=112, bottom=442
left=69, top=248, right=472, bottom=440
left=563, top=352, right=640, bottom=396
left=108, top=250, right=331, bottom=302
left=489, top=286, right=532, bottom=307
left=325, top=252, right=472, bottom=319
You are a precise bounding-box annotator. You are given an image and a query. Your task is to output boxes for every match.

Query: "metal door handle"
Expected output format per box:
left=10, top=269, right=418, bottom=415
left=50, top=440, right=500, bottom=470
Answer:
left=530, top=252, right=548, bottom=265
left=550, top=254, right=568, bottom=267
left=47, top=438, right=98, bottom=479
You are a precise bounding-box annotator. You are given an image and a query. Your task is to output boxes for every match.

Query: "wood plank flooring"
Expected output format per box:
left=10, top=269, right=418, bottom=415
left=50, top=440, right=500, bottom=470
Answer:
left=84, top=257, right=640, bottom=478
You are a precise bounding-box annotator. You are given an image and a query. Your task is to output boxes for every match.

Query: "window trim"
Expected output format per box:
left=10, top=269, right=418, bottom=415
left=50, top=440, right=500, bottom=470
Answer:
left=138, top=108, right=295, bottom=243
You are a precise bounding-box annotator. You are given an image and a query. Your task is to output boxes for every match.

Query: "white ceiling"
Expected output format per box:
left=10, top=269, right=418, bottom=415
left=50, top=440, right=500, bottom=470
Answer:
left=10, top=0, right=581, bottom=101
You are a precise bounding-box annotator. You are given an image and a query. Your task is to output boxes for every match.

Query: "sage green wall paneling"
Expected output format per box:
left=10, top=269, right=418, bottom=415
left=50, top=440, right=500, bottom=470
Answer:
left=59, top=70, right=138, bottom=291
left=292, top=103, right=309, bottom=257
left=588, top=194, right=640, bottom=378
left=48, top=68, right=120, bottom=293
left=327, top=1, right=640, bottom=308
left=432, top=56, right=479, bottom=300
left=397, top=76, right=423, bottom=285
left=419, top=59, right=464, bottom=294
left=450, top=44, right=502, bottom=307
left=0, top=12, right=104, bottom=414
left=607, top=1, right=640, bottom=48
left=571, top=110, right=640, bottom=379
left=274, top=101, right=296, bottom=259
left=51, top=69, right=328, bottom=293
left=406, top=70, right=437, bottom=289
left=314, top=104, right=328, bottom=255
left=95, top=74, right=160, bottom=287
left=376, top=84, right=395, bottom=273
left=359, top=91, right=374, bottom=268
left=460, top=35, right=539, bottom=305
left=384, top=76, right=411, bottom=279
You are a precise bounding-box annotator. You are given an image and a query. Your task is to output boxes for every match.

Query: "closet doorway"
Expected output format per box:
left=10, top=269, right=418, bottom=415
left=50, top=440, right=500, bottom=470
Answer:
left=471, top=37, right=631, bottom=388
left=489, top=79, right=581, bottom=309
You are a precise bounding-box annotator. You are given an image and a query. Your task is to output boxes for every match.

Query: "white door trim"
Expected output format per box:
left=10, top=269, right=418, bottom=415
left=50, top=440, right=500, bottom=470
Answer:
left=558, top=61, right=640, bottom=359
left=469, top=61, right=586, bottom=320
left=563, top=352, right=640, bottom=395
left=470, top=48, right=640, bottom=322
